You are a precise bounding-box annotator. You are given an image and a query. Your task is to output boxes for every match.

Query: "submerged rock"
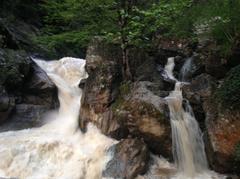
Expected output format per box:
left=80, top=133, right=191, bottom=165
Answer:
left=103, top=138, right=150, bottom=179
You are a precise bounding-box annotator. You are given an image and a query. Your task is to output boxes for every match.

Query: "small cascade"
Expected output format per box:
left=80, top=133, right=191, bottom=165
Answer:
left=165, top=57, right=209, bottom=177
left=0, top=57, right=115, bottom=179
left=164, top=57, right=176, bottom=81
left=179, top=57, right=193, bottom=82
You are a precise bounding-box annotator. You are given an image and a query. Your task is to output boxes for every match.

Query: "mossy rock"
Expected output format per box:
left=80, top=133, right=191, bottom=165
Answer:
left=216, top=65, right=240, bottom=110
left=0, top=49, right=30, bottom=91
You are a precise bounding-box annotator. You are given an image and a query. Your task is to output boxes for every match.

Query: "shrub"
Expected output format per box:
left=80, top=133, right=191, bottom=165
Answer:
left=216, top=65, right=240, bottom=109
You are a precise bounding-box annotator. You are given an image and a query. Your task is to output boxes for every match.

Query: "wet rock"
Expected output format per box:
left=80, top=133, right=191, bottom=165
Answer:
left=0, top=53, right=57, bottom=127
left=0, top=104, right=48, bottom=132
left=103, top=138, right=150, bottom=179
left=182, top=72, right=240, bottom=174
left=182, top=74, right=216, bottom=123
left=0, top=49, right=31, bottom=91
left=80, top=38, right=124, bottom=137
left=204, top=99, right=240, bottom=174
left=114, top=81, right=172, bottom=157
left=0, top=86, right=14, bottom=124
left=196, top=41, right=229, bottom=79
left=27, top=64, right=55, bottom=92
left=152, top=37, right=191, bottom=65
left=23, top=63, right=57, bottom=107
left=135, top=58, right=175, bottom=92
left=179, top=54, right=205, bottom=81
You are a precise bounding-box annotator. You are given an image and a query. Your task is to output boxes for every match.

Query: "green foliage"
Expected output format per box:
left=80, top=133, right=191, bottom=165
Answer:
left=37, top=0, right=117, bottom=55
left=0, top=0, right=42, bottom=24
left=176, top=0, right=240, bottom=56
left=216, top=65, right=240, bottom=110
left=37, top=0, right=240, bottom=57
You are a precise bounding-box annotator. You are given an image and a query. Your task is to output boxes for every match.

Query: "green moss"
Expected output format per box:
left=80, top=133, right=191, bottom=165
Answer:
left=216, top=65, right=240, bottom=110
left=119, top=82, right=131, bottom=96
left=112, top=82, right=131, bottom=111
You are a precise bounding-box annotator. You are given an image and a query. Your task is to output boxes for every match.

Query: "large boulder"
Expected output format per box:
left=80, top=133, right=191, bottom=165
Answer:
left=204, top=99, right=240, bottom=174
left=113, top=81, right=172, bottom=157
left=0, top=49, right=31, bottom=91
left=80, top=38, right=125, bottom=137
left=23, top=63, right=57, bottom=107
left=0, top=104, right=49, bottom=132
left=0, top=51, right=57, bottom=129
left=103, top=138, right=150, bottom=179
left=182, top=74, right=216, bottom=124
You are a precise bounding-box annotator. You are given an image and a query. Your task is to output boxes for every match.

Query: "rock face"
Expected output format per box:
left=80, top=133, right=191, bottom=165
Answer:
left=103, top=138, right=150, bottom=179
left=182, top=72, right=240, bottom=174
left=113, top=81, right=172, bottom=157
left=204, top=99, right=240, bottom=174
left=80, top=38, right=124, bottom=137
left=0, top=49, right=31, bottom=91
left=81, top=38, right=172, bottom=158
left=0, top=48, right=57, bottom=131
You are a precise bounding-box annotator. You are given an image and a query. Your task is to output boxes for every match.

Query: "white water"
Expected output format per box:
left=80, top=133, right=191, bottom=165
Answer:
left=163, top=57, right=224, bottom=179
left=179, top=57, right=192, bottom=82
left=0, top=57, right=115, bottom=179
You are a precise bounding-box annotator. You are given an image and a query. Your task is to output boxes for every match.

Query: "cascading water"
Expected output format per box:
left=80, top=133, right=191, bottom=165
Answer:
left=164, top=57, right=223, bottom=179
left=179, top=57, right=192, bottom=82
left=0, top=57, right=115, bottom=179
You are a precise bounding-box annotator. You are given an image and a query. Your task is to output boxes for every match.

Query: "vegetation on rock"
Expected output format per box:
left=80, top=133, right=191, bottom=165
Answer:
left=216, top=65, right=240, bottom=110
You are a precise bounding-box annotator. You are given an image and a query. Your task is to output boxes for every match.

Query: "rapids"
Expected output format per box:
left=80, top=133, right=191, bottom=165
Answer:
left=0, top=57, right=115, bottom=179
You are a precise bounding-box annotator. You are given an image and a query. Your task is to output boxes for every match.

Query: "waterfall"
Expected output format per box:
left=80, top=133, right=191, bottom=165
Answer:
left=165, top=57, right=208, bottom=177
left=0, top=57, right=115, bottom=179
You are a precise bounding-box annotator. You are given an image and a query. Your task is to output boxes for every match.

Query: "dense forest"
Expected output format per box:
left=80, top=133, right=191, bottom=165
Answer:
left=0, top=0, right=240, bottom=178
left=1, top=0, right=240, bottom=77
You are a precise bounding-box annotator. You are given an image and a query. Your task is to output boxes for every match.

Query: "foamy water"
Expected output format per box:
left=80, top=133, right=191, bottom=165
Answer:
left=0, top=57, right=116, bottom=179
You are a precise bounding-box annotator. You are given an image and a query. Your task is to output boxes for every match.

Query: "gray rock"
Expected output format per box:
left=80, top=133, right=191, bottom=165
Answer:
left=0, top=104, right=48, bottom=132
left=103, top=138, right=150, bottom=179
left=0, top=49, right=30, bottom=91
left=27, top=64, right=55, bottom=92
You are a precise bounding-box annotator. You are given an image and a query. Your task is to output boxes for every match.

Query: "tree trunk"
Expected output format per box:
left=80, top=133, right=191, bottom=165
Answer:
left=118, top=0, right=133, bottom=81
